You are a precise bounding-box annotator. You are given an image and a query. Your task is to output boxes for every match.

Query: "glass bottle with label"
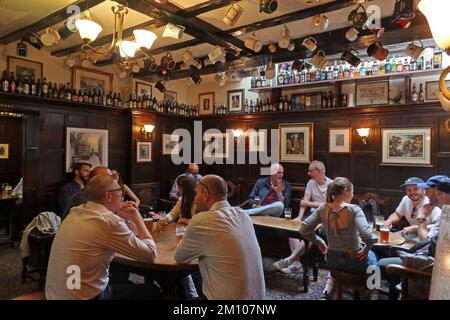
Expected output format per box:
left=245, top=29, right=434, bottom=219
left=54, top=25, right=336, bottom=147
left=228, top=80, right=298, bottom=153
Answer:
left=433, top=47, right=443, bottom=69
left=419, top=83, right=425, bottom=102
left=411, top=84, right=419, bottom=102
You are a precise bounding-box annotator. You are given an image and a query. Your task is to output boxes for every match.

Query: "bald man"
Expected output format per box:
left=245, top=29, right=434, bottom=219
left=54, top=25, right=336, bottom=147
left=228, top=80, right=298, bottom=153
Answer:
left=246, top=163, right=292, bottom=217
left=174, top=175, right=265, bottom=300
left=169, top=163, right=202, bottom=200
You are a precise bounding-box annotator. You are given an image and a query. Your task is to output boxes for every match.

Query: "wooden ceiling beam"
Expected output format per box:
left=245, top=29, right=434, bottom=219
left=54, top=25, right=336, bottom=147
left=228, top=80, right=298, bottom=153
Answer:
left=134, top=14, right=432, bottom=82
left=0, top=0, right=106, bottom=44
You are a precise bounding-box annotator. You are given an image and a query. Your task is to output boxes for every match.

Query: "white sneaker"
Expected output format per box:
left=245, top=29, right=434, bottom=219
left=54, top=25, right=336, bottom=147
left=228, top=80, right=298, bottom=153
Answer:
left=272, top=258, right=291, bottom=271
left=280, top=261, right=303, bottom=274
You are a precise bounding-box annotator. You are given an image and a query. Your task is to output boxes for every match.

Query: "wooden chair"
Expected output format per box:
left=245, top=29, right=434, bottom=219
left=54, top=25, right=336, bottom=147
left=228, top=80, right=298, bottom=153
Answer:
left=385, top=264, right=432, bottom=300
left=329, top=268, right=371, bottom=300
left=353, top=192, right=389, bottom=221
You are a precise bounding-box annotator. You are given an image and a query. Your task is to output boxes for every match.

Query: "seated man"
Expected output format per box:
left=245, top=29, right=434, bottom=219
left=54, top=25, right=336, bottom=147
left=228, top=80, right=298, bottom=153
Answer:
left=169, top=163, right=202, bottom=201
left=57, top=162, right=91, bottom=216
left=46, top=174, right=160, bottom=300
left=174, top=175, right=265, bottom=299
left=273, top=160, right=332, bottom=274
left=384, top=177, right=441, bottom=241
left=246, top=163, right=292, bottom=217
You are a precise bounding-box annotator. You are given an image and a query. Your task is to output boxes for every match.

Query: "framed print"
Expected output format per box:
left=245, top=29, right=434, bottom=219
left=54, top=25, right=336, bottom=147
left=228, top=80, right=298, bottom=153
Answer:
left=279, top=123, right=313, bottom=163
left=135, top=81, right=152, bottom=98
left=162, top=134, right=181, bottom=155
left=137, top=142, right=152, bottom=163
left=329, top=128, right=351, bottom=153
left=164, top=90, right=177, bottom=103
left=426, top=81, right=450, bottom=101
left=356, top=81, right=389, bottom=106
left=7, top=56, right=43, bottom=81
left=199, top=92, right=214, bottom=115
left=227, top=89, right=244, bottom=113
left=72, top=66, right=113, bottom=94
left=203, top=132, right=230, bottom=158
left=66, top=127, right=108, bottom=173
left=248, top=130, right=267, bottom=152
left=0, top=144, right=9, bottom=159
left=381, top=128, right=431, bottom=166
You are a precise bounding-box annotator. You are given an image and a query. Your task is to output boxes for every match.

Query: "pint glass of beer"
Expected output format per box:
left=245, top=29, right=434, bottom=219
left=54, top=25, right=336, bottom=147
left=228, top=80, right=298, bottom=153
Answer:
left=379, top=226, right=390, bottom=244
left=176, top=224, right=187, bottom=243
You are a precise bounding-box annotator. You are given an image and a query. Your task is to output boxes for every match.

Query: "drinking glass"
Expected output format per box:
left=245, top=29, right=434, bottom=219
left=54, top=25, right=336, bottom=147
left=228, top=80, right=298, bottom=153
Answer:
left=374, top=215, right=385, bottom=231
left=379, top=225, right=390, bottom=244
left=176, top=224, right=187, bottom=243
left=284, top=208, right=292, bottom=221
left=254, top=197, right=261, bottom=206
left=159, top=211, right=167, bottom=221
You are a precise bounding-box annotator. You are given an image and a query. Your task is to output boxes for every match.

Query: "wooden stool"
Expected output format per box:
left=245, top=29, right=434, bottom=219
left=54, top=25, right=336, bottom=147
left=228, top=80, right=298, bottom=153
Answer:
left=11, top=292, right=46, bottom=300
left=330, top=269, right=370, bottom=300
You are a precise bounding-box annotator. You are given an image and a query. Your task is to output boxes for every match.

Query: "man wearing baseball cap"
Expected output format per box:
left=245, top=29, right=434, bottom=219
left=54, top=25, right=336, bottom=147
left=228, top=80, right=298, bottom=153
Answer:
left=416, top=175, right=449, bottom=242
left=385, top=177, right=441, bottom=241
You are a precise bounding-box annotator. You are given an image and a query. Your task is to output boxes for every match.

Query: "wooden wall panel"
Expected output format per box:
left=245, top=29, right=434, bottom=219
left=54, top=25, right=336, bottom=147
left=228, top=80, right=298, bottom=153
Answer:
left=0, top=117, right=23, bottom=185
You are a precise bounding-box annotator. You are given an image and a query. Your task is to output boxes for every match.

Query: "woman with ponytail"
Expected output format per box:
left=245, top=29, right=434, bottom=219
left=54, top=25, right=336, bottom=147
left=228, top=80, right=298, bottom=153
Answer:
left=299, top=177, right=377, bottom=299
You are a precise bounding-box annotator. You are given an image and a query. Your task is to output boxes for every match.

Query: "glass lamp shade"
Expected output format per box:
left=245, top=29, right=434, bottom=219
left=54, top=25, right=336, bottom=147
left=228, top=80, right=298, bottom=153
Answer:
left=133, top=29, right=157, bottom=49
left=357, top=128, right=370, bottom=138
left=143, top=124, right=155, bottom=133
left=75, top=18, right=102, bottom=43
left=418, top=0, right=450, bottom=53
left=119, top=40, right=138, bottom=58
left=232, top=129, right=243, bottom=138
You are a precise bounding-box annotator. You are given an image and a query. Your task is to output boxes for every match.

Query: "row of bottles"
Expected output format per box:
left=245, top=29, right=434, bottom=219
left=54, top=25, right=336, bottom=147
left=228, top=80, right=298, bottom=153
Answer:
left=411, top=83, right=426, bottom=103
left=250, top=48, right=445, bottom=88
left=127, top=94, right=199, bottom=117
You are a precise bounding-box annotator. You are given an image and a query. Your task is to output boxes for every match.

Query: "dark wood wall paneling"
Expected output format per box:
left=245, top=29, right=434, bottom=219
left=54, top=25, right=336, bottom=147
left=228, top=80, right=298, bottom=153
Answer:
left=0, top=117, right=23, bottom=185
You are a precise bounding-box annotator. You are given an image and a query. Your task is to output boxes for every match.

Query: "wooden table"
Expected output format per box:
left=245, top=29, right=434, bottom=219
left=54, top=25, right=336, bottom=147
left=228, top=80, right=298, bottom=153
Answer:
left=251, top=216, right=302, bottom=238
left=112, top=223, right=198, bottom=299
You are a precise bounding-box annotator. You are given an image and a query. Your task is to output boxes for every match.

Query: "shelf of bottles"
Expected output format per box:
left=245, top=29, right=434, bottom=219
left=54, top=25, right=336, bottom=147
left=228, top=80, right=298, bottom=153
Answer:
left=0, top=72, right=200, bottom=117
left=249, top=48, right=447, bottom=92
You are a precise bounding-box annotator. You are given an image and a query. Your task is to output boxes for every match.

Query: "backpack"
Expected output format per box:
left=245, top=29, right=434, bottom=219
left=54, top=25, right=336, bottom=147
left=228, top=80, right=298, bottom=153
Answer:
left=357, top=198, right=381, bottom=223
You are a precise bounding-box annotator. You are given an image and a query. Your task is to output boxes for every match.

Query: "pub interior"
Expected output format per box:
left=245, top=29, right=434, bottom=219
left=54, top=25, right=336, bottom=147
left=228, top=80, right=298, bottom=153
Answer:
left=1, top=0, right=450, bottom=302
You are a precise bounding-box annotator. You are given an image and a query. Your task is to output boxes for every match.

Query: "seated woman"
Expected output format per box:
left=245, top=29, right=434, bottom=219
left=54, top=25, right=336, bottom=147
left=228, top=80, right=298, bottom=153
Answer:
left=111, top=170, right=140, bottom=206
left=299, top=177, right=377, bottom=299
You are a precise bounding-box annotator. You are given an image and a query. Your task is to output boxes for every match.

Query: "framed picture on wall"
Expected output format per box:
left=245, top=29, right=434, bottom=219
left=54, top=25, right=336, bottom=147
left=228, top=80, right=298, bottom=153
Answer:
left=162, top=134, right=181, bottom=155
left=135, top=81, right=152, bottom=98
left=279, top=123, right=313, bottom=163
left=0, top=144, right=9, bottom=159
left=227, top=89, right=244, bottom=113
left=199, top=92, right=214, bottom=115
left=426, top=80, right=450, bottom=101
left=356, top=81, right=389, bottom=106
left=136, top=141, right=152, bottom=163
left=72, top=66, right=113, bottom=95
left=66, top=127, right=108, bottom=173
left=164, top=90, right=177, bottom=102
left=7, top=56, right=43, bottom=82
left=329, top=128, right=351, bottom=153
left=381, top=128, right=431, bottom=166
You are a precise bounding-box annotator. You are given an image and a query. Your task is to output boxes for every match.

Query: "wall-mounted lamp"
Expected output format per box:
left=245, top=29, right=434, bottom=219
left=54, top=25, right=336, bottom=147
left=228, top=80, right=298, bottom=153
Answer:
left=357, top=128, right=370, bottom=144
left=141, top=124, right=155, bottom=140
left=232, top=129, right=244, bottom=139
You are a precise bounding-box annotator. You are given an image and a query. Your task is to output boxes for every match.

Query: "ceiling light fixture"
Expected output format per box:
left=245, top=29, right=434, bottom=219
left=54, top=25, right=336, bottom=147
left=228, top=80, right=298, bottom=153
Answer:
left=75, top=3, right=157, bottom=61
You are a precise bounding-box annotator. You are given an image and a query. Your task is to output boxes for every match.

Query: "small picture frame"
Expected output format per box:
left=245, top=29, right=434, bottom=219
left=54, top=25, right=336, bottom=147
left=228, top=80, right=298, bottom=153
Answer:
left=0, top=144, right=9, bottom=159
left=137, top=141, right=152, bottom=163
left=135, top=81, right=152, bottom=98
left=279, top=123, right=314, bottom=163
left=162, top=134, right=181, bottom=155
left=7, top=56, right=43, bottom=81
left=72, top=66, right=113, bottom=94
left=356, top=81, right=389, bottom=106
left=227, top=89, right=244, bottom=113
left=426, top=80, right=450, bottom=101
left=199, top=92, right=215, bottom=115
left=164, top=90, right=177, bottom=103
left=329, top=128, right=352, bottom=153
left=381, top=128, right=432, bottom=166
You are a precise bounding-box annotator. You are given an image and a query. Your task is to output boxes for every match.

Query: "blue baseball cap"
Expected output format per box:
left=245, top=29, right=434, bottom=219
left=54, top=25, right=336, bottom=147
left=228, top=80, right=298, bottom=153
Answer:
left=400, top=177, right=425, bottom=188
left=417, top=175, right=450, bottom=193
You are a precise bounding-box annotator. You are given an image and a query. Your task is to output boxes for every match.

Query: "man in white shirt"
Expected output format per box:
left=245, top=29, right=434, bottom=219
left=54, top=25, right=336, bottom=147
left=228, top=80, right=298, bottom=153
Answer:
left=174, top=175, right=265, bottom=300
left=385, top=177, right=441, bottom=240
left=45, top=174, right=160, bottom=300
left=273, top=160, right=332, bottom=274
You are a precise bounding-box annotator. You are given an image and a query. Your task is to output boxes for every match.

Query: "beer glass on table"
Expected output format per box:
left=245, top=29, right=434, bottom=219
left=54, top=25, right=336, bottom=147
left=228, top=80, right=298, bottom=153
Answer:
left=374, top=215, right=385, bottom=231
left=284, top=208, right=292, bottom=221
left=176, top=224, right=187, bottom=243
left=379, top=225, right=390, bottom=244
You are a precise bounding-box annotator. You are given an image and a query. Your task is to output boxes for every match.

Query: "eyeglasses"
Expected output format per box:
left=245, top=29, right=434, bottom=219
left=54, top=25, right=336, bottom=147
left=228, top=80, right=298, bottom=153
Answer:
left=106, top=187, right=123, bottom=194
left=198, top=180, right=209, bottom=193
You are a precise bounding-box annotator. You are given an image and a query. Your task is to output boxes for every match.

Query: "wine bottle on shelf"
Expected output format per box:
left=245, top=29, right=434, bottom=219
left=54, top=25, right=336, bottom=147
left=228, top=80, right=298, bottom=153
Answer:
left=23, top=74, right=30, bottom=95
left=419, top=83, right=425, bottom=102
left=10, top=72, right=17, bottom=93
left=411, top=84, right=419, bottom=102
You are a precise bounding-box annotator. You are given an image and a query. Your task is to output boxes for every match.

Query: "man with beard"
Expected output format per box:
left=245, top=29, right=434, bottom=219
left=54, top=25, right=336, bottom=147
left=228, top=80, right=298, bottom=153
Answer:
left=57, top=162, right=91, bottom=216
left=174, top=175, right=265, bottom=300
left=385, top=177, right=441, bottom=241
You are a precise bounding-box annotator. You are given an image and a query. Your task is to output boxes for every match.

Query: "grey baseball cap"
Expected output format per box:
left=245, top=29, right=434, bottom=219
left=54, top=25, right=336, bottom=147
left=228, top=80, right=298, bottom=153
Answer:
left=400, top=177, right=425, bottom=188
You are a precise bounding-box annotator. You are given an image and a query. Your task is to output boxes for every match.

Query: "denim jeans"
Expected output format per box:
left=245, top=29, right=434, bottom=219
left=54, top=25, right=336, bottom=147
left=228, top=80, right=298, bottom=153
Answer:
left=244, top=201, right=284, bottom=217
left=327, top=249, right=378, bottom=274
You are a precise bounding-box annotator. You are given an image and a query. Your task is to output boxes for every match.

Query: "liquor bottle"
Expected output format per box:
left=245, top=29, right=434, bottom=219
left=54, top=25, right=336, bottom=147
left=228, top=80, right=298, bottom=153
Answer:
left=9, top=72, right=17, bottom=93
left=366, top=61, right=372, bottom=76
left=42, top=78, right=48, bottom=97
left=315, top=67, right=321, bottom=82
left=277, top=66, right=284, bottom=86
left=136, top=95, right=141, bottom=109
left=384, top=59, right=391, bottom=74
left=128, top=94, right=133, bottom=108
left=321, top=92, right=328, bottom=109
left=411, top=84, right=419, bottom=102
left=338, top=63, right=344, bottom=79
left=403, top=58, right=410, bottom=72
left=372, top=61, right=379, bottom=76
left=333, top=61, right=339, bottom=80
left=278, top=97, right=283, bottom=111
left=23, top=74, right=30, bottom=95
left=113, top=92, right=118, bottom=107
left=30, top=77, right=36, bottom=96
left=36, top=79, right=42, bottom=97
left=48, top=81, right=53, bottom=98
left=77, top=90, right=83, bottom=102
left=72, top=89, right=78, bottom=102
left=327, top=91, right=333, bottom=108
left=379, top=60, right=386, bottom=75
left=118, top=93, right=122, bottom=108
left=251, top=77, right=256, bottom=88
left=409, top=59, right=416, bottom=72
left=1, top=70, right=9, bottom=92
left=425, top=55, right=432, bottom=70
left=419, top=83, right=425, bottom=102
left=17, top=76, right=23, bottom=94
left=305, top=68, right=311, bottom=82
left=283, top=95, right=288, bottom=111
left=82, top=89, right=88, bottom=103
left=52, top=83, right=58, bottom=99
left=58, top=84, right=65, bottom=99
left=396, top=58, right=403, bottom=73
left=417, top=56, right=424, bottom=70
left=391, top=56, right=397, bottom=73
left=327, top=66, right=333, bottom=80
left=244, top=99, right=249, bottom=113
left=92, top=89, right=98, bottom=104
left=341, top=93, right=348, bottom=108
left=98, top=90, right=104, bottom=105
left=66, top=84, right=72, bottom=101
left=433, top=47, right=443, bottom=69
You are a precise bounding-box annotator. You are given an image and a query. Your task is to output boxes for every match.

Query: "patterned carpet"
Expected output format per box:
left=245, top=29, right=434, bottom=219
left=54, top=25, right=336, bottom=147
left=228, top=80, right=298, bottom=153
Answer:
left=0, top=229, right=386, bottom=300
